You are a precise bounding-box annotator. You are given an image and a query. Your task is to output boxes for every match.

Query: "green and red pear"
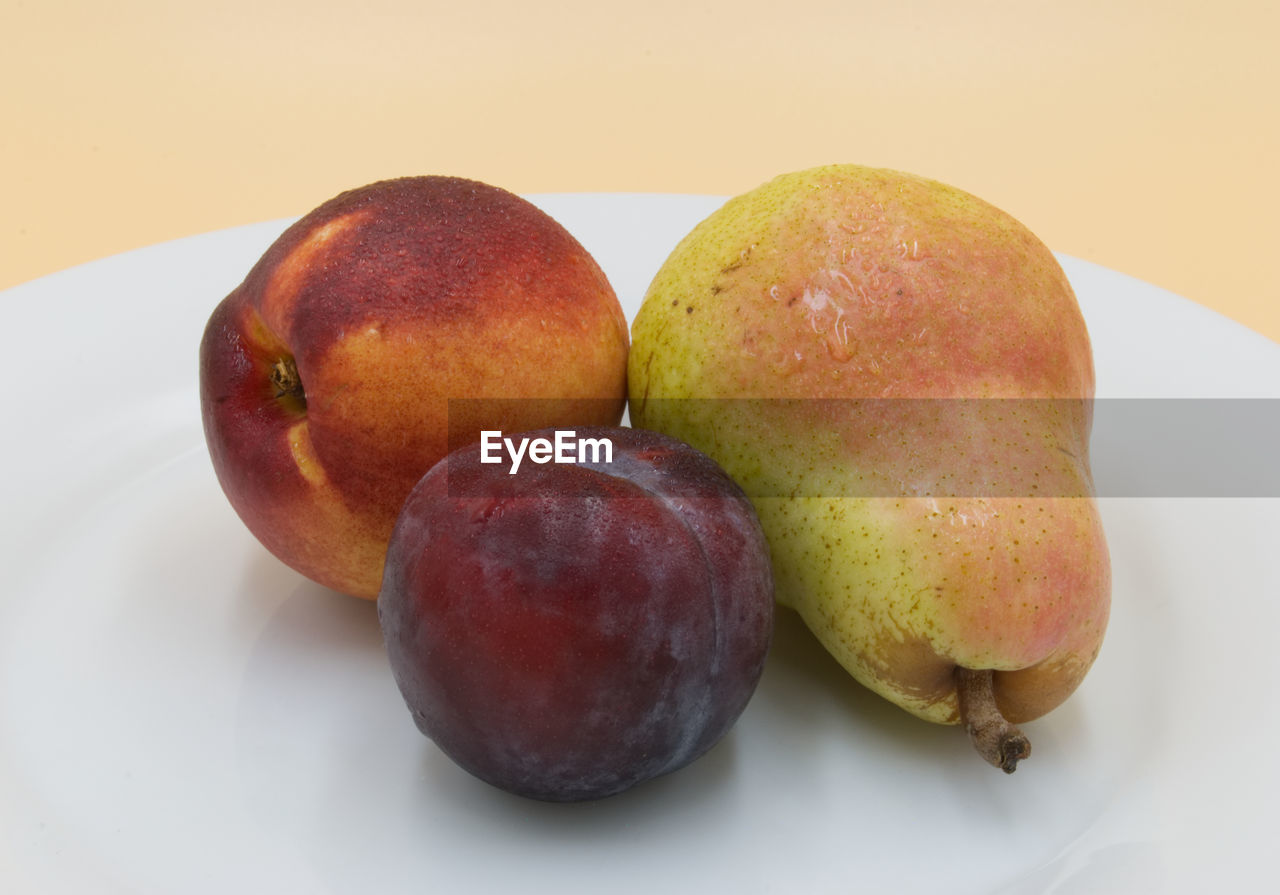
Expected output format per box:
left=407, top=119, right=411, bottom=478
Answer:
left=629, top=164, right=1110, bottom=771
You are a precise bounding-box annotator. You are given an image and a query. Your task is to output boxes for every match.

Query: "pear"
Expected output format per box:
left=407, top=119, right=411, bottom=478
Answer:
left=628, top=164, right=1110, bottom=772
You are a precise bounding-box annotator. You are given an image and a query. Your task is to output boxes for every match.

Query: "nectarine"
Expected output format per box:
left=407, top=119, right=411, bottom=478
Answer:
left=199, top=177, right=628, bottom=598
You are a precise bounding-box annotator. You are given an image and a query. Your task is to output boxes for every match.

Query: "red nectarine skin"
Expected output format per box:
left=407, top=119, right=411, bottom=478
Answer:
left=200, top=177, right=628, bottom=597
left=378, top=426, right=774, bottom=801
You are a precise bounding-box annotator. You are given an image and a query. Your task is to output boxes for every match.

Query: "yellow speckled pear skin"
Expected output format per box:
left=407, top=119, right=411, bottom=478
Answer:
left=627, top=164, right=1110, bottom=771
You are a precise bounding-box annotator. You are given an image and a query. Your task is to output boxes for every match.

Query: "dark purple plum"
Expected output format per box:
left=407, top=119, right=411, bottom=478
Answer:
left=377, top=425, right=774, bottom=801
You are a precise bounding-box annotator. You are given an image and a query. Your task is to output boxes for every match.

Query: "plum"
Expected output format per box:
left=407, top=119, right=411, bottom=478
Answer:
left=377, top=425, right=774, bottom=801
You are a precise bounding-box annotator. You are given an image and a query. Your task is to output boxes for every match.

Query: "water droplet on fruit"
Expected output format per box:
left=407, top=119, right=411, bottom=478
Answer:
left=825, top=328, right=852, bottom=363
left=770, top=349, right=805, bottom=378
left=469, top=498, right=505, bottom=524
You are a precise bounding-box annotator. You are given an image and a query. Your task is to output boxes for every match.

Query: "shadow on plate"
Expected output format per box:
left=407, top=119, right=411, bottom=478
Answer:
left=757, top=607, right=965, bottom=767
left=235, top=548, right=384, bottom=658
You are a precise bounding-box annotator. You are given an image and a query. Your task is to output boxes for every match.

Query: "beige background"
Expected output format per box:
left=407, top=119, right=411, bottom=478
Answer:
left=3, top=1, right=1277, bottom=344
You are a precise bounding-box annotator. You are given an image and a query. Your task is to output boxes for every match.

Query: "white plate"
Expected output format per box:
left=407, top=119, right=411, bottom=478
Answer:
left=1, top=194, right=1277, bottom=894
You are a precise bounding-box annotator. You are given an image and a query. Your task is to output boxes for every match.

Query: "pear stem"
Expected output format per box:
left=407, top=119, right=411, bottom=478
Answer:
left=954, top=667, right=1030, bottom=773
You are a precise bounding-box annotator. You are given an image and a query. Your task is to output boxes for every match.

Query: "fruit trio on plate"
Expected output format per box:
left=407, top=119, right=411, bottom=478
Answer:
left=199, top=166, right=1110, bottom=800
